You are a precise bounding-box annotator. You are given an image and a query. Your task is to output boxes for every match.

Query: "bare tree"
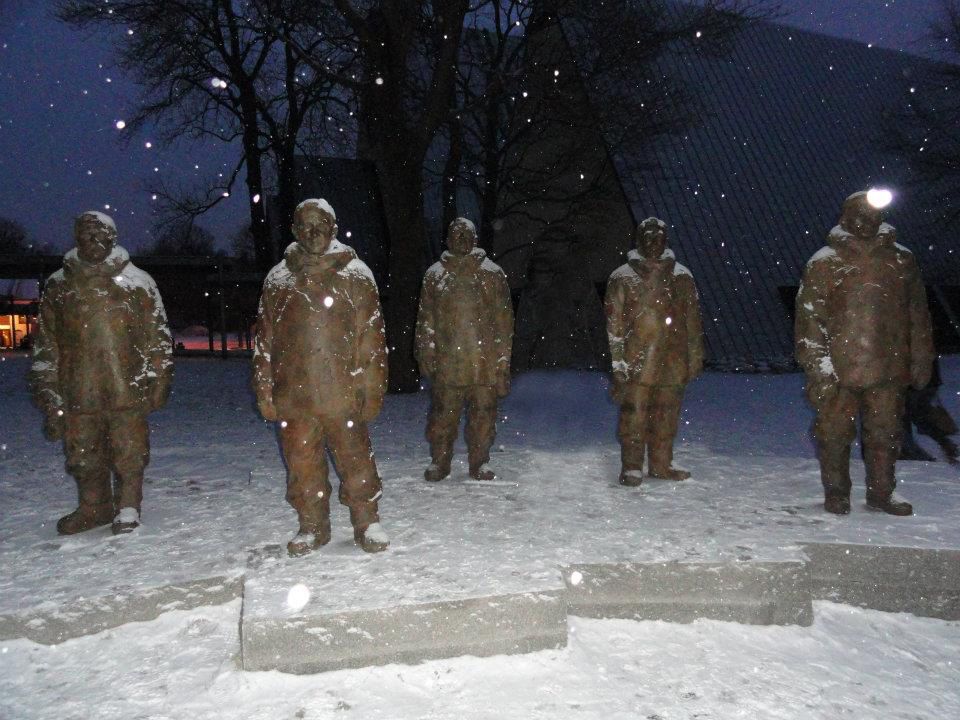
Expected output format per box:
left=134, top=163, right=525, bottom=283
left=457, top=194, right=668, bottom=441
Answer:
left=443, top=0, right=777, bottom=253
left=275, top=0, right=471, bottom=392
left=229, top=223, right=257, bottom=264
left=0, top=217, right=34, bottom=255
left=144, top=221, right=219, bottom=256
left=58, top=0, right=342, bottom=272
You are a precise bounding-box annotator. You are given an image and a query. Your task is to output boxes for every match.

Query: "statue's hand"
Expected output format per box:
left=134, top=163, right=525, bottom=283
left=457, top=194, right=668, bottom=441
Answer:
left=43, top=411, right=64, bottom=442
left=806, top=378, right=839, bottom=408
left=148, top=381, right=169, bottom=411
left=688, top=359, right=704, bottom=381
left=911, top=365, right=932, bottom=391
left=419, top=358, right=435, bottom=381
left=609, top=370, right=628, bottom=404
left=360, top=393, right=382, bottom=422
left=258, top=398, right=279, bottom=422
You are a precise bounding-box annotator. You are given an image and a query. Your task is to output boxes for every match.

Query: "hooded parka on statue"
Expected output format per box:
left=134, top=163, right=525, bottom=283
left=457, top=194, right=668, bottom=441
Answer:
left=415, top=218, right=514, bottom=481
left=30, top=211, right=173, bottom=535
left=604, top=218, right=704, bottom=486
left=796, top=190, right=934, bottom=516
left=254, top=198, right=390, bottom=555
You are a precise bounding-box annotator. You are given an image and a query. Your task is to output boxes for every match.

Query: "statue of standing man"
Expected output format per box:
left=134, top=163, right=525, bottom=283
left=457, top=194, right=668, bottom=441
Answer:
left=30, top=211, right=173, bottom=535
left=605, top=217, right=704, bottom=486
left=415, top=218, right=514, bottom=481
left=796, top=190, right=934, bottom=515
left=254, top=199, right=389, bottom=555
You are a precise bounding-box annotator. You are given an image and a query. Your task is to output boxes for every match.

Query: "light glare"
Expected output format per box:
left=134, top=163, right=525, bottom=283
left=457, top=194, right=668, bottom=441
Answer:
left=286, top=584, right=310, bottom=611
left=867, top=188, right=893, bottom=209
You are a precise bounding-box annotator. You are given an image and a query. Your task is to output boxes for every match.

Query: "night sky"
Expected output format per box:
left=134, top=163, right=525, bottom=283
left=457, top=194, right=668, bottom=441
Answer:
left=0, top=0, right=948, bottom=254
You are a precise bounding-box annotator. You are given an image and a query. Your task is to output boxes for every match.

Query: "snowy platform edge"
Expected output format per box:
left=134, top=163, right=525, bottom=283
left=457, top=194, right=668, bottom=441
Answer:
left=802, top=542, right=960, bottom=621
left=0, top=574, right=244, bottom=644
left=563, top=561, right=814, bottom=627
left=3, top=543, right=958, bottom=674
left=240, top=589, right=569, bottom=674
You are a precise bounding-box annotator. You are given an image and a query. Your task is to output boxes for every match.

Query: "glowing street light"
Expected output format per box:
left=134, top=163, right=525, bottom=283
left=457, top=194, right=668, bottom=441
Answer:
left=867, top=188, right=893, bottom=209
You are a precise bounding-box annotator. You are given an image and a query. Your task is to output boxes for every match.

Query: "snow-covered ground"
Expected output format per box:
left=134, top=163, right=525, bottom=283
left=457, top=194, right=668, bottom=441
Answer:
left=2, top=355, right=959, bottom=616
left=2, top=599, right=958, bottom=720
left=1, top=354, right=959, bottom=717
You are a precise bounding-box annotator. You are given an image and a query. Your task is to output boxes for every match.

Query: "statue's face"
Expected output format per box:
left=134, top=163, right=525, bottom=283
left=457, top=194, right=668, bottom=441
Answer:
left=841, top=201, right=883, bottom=240
left=447, top=218, right=477, bottom=256
left=293, top=205, right=336, bottom=254
left=637, top=225, right=667, bottom=259
left=74, top=218, right=115, bottom=264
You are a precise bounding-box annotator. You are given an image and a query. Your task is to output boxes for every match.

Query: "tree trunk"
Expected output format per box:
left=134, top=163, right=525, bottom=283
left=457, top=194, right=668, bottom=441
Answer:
left=350, top=0, right=469, bottom=392
left=479, top=91, right=503, bottom=255
left=238, top=83, right=274, bottom=273
left=376, top=157, right=427, bottom=393
left=274, top=140, right=299, bottom=253
left=243, top=147, right=272, bottom=273
left=440, top=117, right=462, bottom=245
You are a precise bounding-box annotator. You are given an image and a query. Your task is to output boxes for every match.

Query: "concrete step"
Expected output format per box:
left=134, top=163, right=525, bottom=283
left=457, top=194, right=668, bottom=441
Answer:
left=563, top=561, right=814, bottom=626
left=0, top=574, right=243, bottom=644
left=803, top=542, right=960, bottom=620
left=241, top=589, right=568, bottom=674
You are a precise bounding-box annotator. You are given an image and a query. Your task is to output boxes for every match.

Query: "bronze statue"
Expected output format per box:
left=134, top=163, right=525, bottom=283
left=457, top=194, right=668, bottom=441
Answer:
left=796, top=190, right=935, bottom=515
left=415, top=218, right=514, bottom=481
left=605, top=217, right=704, bottom=486
left=30, top=211, right=173, bottom=535
left=254, top=199, right=389, bottom=555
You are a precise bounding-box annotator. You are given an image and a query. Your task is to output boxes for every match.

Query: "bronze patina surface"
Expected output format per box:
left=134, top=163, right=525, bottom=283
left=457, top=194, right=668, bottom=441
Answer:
left=30, top=211, right=173, bottom=535
left=254, top=199, right=389, bottom=554
left=605, top=218, right=704, bottom=485
left=415, top=218, right=514, bottom=481
left=796, top=191, right=934, bottom=516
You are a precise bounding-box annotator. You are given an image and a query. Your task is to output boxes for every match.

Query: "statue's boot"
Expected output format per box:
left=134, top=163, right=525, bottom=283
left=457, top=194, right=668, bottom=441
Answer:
left=425, top=447, right=452, bottom=483
left=819, top=443, right=851, bottom=515
left=287, top=497, right=331, bottom=557
left=468, top=462, right=496, bottom=481
left=864, top=444, right=912, bottom=516
left=351, top=503, right=389, bottom=553
left=648, top=437, right=690, bottom=481
left=618, top=440, right=645, bottom=487
left=468, top=446, right=496, bottom=481
left=112, top=471, right=145, bottom=535
left=58, top=504, right=114, bottom=535
left=467, top=412, right=496, bottom=481
left=58, top=470, right=113, bottom=535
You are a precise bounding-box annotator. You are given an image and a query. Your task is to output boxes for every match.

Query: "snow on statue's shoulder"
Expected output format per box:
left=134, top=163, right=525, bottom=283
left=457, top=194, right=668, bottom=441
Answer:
left=265, top=260, right=293, bottom=287
left=807, top=246, right=837, bottom=264
left=342, top=257, right=377, bottom=287
left=119, top=262, right=159, bottom=294
left=893, top=242, right=913, bottom=255
left=673, top=262, right=693, bottom=278
left=609, top=262, right=635, bottom=280
left=481, top=257, right=502, bottom=273
left=425, top=260, right=445, bottom=279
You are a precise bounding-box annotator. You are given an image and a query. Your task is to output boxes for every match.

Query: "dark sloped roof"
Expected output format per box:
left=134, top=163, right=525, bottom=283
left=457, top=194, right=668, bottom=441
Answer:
left=614, top=20, right=959, bottom=366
